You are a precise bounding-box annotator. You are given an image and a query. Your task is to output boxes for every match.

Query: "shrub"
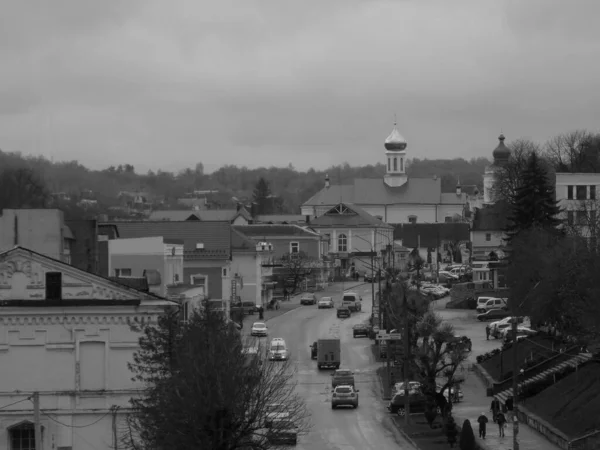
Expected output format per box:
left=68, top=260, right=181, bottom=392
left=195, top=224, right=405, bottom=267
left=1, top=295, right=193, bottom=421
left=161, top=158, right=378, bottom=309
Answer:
left=459, top=419, right=476, bottom=450
left=445, top=414, right=458, bottom=448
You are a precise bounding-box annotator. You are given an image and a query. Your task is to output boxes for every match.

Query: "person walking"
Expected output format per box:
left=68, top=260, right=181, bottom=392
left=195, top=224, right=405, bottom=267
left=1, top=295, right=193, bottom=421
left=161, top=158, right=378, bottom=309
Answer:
left=490, top=397, right=501, bottom=423
left=477, top=412, right=488, bottom=439
left=496, top=411, right=507, bottom=437
left=485, top=325, right=491, bottom=340
left=505, top=395, right=514, bottom=422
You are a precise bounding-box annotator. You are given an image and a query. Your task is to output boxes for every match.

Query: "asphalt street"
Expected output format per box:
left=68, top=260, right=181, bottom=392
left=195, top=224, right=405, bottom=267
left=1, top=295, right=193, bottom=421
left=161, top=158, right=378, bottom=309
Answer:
left=243, top=283, right=415, bottom=449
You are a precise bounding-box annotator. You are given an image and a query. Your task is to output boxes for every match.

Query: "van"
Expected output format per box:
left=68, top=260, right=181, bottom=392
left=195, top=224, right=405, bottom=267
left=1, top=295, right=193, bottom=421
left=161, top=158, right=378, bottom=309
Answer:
left=476, top=296, right=497, bottom=310
left=342, top=292, right=362, bottom=312
left=476, top=298, right=508, bottom=313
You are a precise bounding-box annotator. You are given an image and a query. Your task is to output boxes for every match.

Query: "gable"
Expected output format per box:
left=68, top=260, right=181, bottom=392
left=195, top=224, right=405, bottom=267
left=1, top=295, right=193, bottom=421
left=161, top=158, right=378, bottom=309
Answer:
left=0, top=247, right=154, bottom=305
left=325, top=204, right=357, bottom=216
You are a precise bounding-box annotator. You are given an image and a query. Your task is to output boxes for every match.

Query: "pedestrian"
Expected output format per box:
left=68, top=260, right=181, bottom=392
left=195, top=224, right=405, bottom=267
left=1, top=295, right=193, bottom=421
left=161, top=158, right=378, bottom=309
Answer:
left=477, top=412, right=488, bottom=439
left=505, top=395, right=514, bottom=422
left=485, top=325, right=490, bottom=340
left=490, top=397, right=501, bottom=423
left=496, top=411, right=507, bottom=437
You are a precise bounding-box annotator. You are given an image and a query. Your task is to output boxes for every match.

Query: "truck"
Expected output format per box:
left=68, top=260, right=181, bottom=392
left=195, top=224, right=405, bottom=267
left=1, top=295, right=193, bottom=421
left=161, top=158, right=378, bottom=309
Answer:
left=317, top=338, right=341, bottom=370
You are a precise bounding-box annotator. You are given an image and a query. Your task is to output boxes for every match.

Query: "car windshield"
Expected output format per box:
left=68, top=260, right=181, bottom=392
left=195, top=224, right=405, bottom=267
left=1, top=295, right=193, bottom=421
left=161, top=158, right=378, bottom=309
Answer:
left=271, top=344, right=286, bottom=351
left=336, top=387, right=352, bottom=393
left=335, top=370, right=351, bottom=376
left=253, top=323, right=266, bottom=328
left=343, top=296, right=355, bottom=301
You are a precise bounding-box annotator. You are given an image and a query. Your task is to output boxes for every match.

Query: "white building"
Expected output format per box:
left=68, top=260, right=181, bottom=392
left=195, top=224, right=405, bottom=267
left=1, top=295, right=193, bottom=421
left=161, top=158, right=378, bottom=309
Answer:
left=555, top=172, right=600, bottom=237
left=301, top=123, right=470, bottom=223
left=0, top=246, right=173, bottom=450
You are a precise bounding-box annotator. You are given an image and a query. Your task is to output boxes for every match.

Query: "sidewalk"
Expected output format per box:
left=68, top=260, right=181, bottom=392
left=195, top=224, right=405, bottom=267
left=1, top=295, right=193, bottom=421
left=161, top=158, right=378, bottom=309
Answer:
left=453, top=369, right=562, bottom=450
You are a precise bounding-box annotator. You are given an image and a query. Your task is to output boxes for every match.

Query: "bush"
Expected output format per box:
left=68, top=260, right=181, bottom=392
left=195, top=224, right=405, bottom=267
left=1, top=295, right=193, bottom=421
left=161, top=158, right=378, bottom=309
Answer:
left=476, top=347, right=502, bottom=364
left=446, top=414, right=458, bottom=448
left=459, top=419, right=476, bottom=450
left=467, top=298, right=477, bottom=309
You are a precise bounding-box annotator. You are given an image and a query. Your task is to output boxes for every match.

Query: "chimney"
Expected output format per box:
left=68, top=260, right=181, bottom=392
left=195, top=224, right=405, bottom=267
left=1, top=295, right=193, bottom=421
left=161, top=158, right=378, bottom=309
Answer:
left=325, top=173, right=330, bottom=189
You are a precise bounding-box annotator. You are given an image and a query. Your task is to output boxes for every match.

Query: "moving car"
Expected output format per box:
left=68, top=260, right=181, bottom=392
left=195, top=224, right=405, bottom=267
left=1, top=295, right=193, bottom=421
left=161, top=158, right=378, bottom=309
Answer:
left=342, top=292, right=362, bottom=312
left=364, top=270, right=385, bottom=283
left=250, top=322, right=268, bottom=337
left=331, top=369, right=355, bottom=388
left=318, top=297, right=334, bottom=309
left=337, top=307, right=351, bottom=318
left=392, top=381, right=422, bottom=396
left=352, top=324, right=369, bottom=338
left=266, top=419, right=298, bottom=445
left=300, top=293, right=317, bottom=305
left=477, top=308, right=510, bottom=322
left=331, top=385, right=359, bottom=409
left=264, top=403, right=290, bottom=428
left=268, top=338, right=289, bottom=361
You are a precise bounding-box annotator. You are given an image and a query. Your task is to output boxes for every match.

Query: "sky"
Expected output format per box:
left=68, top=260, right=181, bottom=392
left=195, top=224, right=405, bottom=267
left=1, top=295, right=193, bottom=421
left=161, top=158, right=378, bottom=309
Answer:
left=1, top=0, right=600, bottom=174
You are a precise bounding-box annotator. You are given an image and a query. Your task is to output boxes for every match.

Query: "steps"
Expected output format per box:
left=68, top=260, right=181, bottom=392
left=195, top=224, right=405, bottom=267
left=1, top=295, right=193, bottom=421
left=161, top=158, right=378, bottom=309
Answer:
left=496, top=353, right=592, bottom=404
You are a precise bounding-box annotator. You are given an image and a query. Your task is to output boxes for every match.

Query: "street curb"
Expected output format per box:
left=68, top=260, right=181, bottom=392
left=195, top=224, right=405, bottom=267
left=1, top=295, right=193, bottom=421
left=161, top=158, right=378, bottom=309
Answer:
left=394, top=425, right=420, bottom=450
left=472, top=362, right=495, bottom=391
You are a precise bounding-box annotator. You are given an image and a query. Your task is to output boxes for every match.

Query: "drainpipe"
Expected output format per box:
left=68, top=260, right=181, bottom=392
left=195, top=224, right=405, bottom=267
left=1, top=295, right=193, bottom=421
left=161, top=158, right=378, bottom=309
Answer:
left=13, top=215, right=18, bottom=246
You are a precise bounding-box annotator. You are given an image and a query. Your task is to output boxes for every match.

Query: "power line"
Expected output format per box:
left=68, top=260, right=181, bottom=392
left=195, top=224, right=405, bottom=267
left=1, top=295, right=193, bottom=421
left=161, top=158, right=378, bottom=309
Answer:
left=0, top=397, right=31, bottom=410
left=29, top=400, right=116, bottom=428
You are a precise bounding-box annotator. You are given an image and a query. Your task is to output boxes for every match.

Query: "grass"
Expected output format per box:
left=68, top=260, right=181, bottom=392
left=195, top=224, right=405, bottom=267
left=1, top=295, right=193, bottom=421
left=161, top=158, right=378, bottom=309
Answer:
left=525, top=361, right=600, bottom=439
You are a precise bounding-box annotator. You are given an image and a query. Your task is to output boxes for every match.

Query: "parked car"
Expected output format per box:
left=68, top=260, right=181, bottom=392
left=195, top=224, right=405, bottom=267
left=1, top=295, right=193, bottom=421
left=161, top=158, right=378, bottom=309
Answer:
left=352, top=324, right=369, bottom=338
left=331, top=369, right=355, bottom=388
left=337, top=307, right=351, bottom=318
left=331, top=385, right=360, bottom=409
left=266, top=419, right=298, bottom=445
left=501, top=326, right=537, bottom=342
left=300, top=293, right=317, bottom=305
left=388, top=391, right=437, bottom=416
left=364, top=270, right=385, bottom=283
left=392, top=381, right=422, bottom=396
left=250, top=322, right=268, bottom=337
left=476, top=298, right=508, bottom=313
left=447, top=335, right=472, bottom=352
left=477, top=308, right=510, bottom=321
left=264, top=403, right=290, bottom=428
left=318, top=297, right=334, bottom=309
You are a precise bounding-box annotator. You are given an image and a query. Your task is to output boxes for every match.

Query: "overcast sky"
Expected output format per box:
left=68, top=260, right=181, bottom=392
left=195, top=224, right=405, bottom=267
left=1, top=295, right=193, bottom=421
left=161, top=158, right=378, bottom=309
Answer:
left=1, top=0, right=599, bottom=174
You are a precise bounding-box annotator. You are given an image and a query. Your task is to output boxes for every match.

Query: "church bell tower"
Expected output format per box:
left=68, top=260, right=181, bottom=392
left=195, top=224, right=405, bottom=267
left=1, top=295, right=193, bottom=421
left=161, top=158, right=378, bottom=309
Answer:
left=383, top=121, right=408, bottom=188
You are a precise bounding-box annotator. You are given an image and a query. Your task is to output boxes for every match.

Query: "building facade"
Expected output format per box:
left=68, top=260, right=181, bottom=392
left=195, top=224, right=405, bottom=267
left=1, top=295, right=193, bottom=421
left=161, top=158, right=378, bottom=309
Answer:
left=555, top=172, right=600, bottom=237
left=107, top=236, right=184, bottom=297
left=470, top=200, right=511, bottom=261
left=301, top=124, right=470, bottom=223
left=233, top=224, right=323, bottom=260
left=0, top=246, right=172, bottom=450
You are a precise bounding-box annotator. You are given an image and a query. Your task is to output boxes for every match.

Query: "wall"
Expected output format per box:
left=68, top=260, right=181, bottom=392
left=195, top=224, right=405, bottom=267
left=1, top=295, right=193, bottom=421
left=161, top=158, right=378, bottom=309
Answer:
left=230, top=252, right=260, bottom=304
left=65, top=219, right=99, bottom=274
left=471, top=230, right=507, bottom=259
left=0, top=209, right=64, bottom=258
left=436, top=203, right=465, bottom=221
left=268, top=237, right=320, bottom=260
left=183, top=261, right=225, bottom=299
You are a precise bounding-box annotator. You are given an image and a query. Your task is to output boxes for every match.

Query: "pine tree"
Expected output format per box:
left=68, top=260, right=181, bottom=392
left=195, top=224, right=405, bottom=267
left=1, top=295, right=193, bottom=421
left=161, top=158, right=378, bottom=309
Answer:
left=506, top=152, right=561, bottom=241
left=459, top=419, right=475, bottom=450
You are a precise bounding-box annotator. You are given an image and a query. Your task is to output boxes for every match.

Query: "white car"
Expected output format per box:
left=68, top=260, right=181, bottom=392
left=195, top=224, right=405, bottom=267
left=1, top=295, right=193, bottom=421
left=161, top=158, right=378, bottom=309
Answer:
left=392, top=381, right=422, bottom=395
left=269, top=338, right=289, bottom=361
left=500, top=326, right=537, bottom=340
left=318, top=297, right=334, bottom=309
left=264, top=403, right=290, bottom=428
left=251, top=322, right=268, bottom=337
left=476, top=297, right=508, bottom=313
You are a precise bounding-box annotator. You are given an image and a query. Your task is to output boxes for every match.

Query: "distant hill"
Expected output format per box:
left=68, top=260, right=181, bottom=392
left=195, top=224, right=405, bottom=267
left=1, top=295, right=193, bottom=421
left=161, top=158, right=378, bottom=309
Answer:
left=0, top=149, right=489, bottom=215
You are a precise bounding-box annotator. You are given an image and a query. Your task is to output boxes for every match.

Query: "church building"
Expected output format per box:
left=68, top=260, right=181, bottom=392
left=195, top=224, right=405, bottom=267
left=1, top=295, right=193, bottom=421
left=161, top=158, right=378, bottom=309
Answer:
left=301, top=123, right=470, bottom=223
left=482, top=133, right=511, bottom=204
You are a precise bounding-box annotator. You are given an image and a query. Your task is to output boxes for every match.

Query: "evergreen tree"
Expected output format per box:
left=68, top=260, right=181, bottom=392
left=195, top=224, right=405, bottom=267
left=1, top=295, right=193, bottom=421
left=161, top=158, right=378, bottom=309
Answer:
left=459, top=419, right=475, bottom=450
left=253, top=177, right=272, bottom=215
left=506, top=152, right=561, bottom=241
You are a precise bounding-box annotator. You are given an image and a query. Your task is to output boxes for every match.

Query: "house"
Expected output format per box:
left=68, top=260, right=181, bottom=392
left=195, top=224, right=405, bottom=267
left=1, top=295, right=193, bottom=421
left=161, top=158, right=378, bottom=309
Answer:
left=555, top=172, right=600, bottom=237
left=0, top=209, right=74, bottom=264
left=106, top=236, right=184, bottom=297
left=117, top=191, right=150, bottom=210
left=470, top=201, right=511, bottom=261
left=483, top=134, right=512, bottom=205
left=308, top=203, right=394, bottom=277
left=148, top=207, right=251, bottom=224
left=393, top=222, right=471, bottom=266
left=0, top=246, right=174, bottom=450
left=301, top=123, right=470, bottom=223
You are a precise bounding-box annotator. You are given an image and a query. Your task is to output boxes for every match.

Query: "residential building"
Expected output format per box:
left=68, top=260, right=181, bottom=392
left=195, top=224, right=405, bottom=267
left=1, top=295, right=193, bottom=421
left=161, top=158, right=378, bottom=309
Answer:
left=301, top=124, right=471, bottom=223
left=107, top=236, right=184, bottom=297
left=65, top=219, right=100, bottom=275
left=0, top=246, right=173, bottom=450
left=393, top=222, right=471, bottom=267
left=0, top=209, right=74, bottom=264
left=483, top=134, right=512, bottom=205
left=308, top=203, right=394, bottom=277
left=555, top=172, right=600, bottom=237
left=470, top=201, right=511, bottom=261
left=117, top=191, right=150, bottom=210
left=148, top=207, right=251, bottom=224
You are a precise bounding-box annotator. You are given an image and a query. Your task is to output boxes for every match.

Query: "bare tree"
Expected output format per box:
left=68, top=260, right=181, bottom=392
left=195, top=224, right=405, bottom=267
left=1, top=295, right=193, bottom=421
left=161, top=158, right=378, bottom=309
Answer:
left=563, top=197, right=600, bottom=242
left=123, top=308, right=310, bottom=449
left=279, top=251, right=317, bottom=295
left=544, top=130, right=600, bottom=173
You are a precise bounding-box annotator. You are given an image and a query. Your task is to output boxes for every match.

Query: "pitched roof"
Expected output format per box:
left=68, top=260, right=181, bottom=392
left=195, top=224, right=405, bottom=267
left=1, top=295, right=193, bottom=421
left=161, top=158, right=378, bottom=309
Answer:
left=108, top=277, right=150, bottom=292
left=148, top=208, right=252, bottom=222
left=105, top=221, right=231, bottom=259
left=148, top=210, right=201, bottom=221
left=231, top=228, right=257, bottom=252
left=309, top=203, right=393, bottom=228
left=303, top=177, right=442, bottom=206
left=234, top=224, right=320, bottom=238
left=254, top=215, right=306, bottom=224
left=440, top=192, right=469, bottom=205
left=472, top=201, right=511, bottom=231
left=393, top=223, right=470, bottom=248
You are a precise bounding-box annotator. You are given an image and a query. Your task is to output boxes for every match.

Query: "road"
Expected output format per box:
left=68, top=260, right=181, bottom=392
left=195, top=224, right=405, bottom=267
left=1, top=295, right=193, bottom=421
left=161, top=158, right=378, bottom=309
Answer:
left=244, top=283, right=414, bottom=449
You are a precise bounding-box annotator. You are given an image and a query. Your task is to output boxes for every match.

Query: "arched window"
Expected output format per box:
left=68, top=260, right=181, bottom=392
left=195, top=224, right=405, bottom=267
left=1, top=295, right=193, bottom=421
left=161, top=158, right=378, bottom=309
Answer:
left=393, top=158, right=397, bottom=171
left=400, top=158, right=404, bottom=172
left=388, top=158, right=391, bottom=171
left=338, top=233, right=348, bottom=252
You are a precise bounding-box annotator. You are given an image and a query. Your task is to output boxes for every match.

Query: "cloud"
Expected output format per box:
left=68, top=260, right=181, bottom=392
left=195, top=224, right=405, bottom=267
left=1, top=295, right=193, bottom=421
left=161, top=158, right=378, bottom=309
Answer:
left=0, top=0, right=599, bottom=173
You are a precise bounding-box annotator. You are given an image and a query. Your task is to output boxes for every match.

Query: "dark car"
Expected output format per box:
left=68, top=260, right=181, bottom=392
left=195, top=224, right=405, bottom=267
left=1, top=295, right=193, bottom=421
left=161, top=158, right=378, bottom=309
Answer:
left=337, top=307, right=351, bottom=318
left=447, top=335, right=472, bottom=352
left=353, top=324, right=369, bottom=338
left=388, top=391, right=428, bottom=416
left=477, top=308, right=510, bottom=321
left=331, top=369, right=355, bottom=388
left=309, top=341, right=318, bottom=360
left=300, top=293, right=317, bottom=305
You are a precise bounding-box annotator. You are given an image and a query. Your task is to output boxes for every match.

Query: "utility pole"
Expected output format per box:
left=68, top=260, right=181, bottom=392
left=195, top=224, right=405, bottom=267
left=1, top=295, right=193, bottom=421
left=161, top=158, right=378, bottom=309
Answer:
left=371, top=250, right=375, bottom=327
left=377, top=265, right=383, bottom=330
left=33, top=392, right=42, bottom=450
left=385, top=259, right=391, bottom=396
left=436, top=230, right=440, bottom=284
left=403, top=288, right=411, bottom=423
left=512, top=316, right=520, bottom=450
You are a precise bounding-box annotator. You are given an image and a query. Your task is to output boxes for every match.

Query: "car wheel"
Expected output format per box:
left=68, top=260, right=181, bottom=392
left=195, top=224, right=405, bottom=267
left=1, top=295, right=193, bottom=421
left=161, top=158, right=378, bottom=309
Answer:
left=397, top=408, right=405, bottom=417
left=331, top=404, right=336, bottom=409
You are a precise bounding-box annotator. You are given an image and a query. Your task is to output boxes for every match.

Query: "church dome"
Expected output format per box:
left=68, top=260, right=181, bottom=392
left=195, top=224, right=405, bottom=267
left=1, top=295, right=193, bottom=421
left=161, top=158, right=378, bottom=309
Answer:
left=385, top=123, right=407, bottom=151
left=492, top=134, right=511, bottom=162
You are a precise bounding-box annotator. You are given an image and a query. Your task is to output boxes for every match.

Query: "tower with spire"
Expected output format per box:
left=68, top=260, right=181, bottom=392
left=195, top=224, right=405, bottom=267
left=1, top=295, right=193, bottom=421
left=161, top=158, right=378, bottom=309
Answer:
left=383, top=120, right=408, bottom=188
left=483, top=134, right=511, bottom=204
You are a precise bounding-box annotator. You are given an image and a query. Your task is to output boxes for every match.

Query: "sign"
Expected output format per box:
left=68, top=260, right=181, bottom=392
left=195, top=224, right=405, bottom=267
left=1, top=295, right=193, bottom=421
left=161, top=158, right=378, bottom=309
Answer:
left=231, top=279, right=237, bottom=301
left=380, top=333, right=403, bottom=341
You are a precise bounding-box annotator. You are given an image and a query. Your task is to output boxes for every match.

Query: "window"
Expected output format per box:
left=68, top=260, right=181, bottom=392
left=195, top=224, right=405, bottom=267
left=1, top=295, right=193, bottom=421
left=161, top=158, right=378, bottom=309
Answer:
left=576, top=210, right=586, bottom=225
left=408, top=215, right=417, bottom=224
left=444, top=216, right=452, bottom=223
left=191, top=275, right=207, bottom=287
left=576, top=185, right=587, bottom=200
left=114, top=268, right=132, bottom=277
left=45, top=272, right=62, bottom=300
left=337, top=234, right=347, bottom=252
left=485, top=233, right=491, bottom=242
left=222, top=268, right=227, bottom=277
left=591, top=185, right=596, bottom=200
left=567, top=211, right=574, bottom=225
left=567, top=185, right=574, bottom=199
left=290, top=242, right=300, bottom=254
left=400, top=158, right=404, bottom=172
left=393, top=158, right=397, bottom=171
left=10, top=422, right=36, bottom=450
left=387, top=158, right=391, bottom=171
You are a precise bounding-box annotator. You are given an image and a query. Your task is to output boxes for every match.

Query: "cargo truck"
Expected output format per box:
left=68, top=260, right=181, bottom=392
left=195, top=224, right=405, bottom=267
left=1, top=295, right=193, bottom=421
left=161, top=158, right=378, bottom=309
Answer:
left=317, top=338, right=341, bottom=370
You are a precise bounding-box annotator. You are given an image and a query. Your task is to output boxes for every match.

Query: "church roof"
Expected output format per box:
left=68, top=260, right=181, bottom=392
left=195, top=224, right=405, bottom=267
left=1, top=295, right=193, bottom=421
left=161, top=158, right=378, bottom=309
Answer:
left=440, top=192, right=469, bottom=205
left=303, top=177, right=442, bottom=206
left=309, top=203, right=393, bottom=228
